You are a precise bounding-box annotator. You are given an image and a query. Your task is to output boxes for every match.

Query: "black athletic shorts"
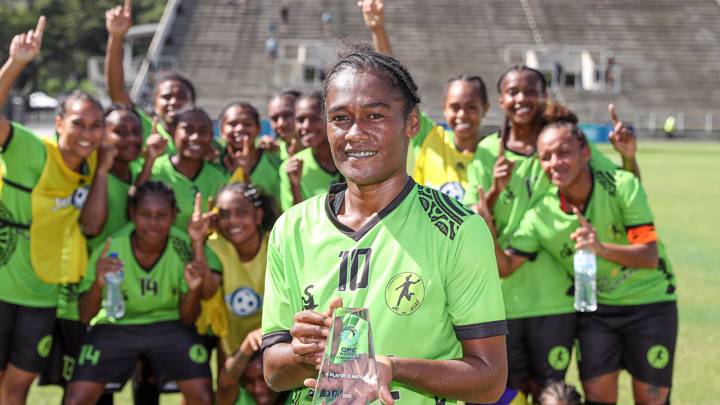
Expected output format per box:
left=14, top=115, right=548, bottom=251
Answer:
left=0, top=300, right=56, bottom=373
left=71, top=321, right=211, bottom=386
left=506, top=313, right=576, bottom=387
left=577, top=301, right=677, bottom=387
left=38, top=318, right=87, bottom=386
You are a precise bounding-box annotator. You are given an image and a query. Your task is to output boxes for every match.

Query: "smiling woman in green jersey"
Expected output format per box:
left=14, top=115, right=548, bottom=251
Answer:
left=486, top=119, right=676, bottom=405
left=0, top=17, right=112, bottom=405
left=261, top=43, right=508, bottom=404
left=104, top=1, right=195, bottom=156
left=266, top=90, right=304, bottom=161
left=65, top=181, right=218, bottom=405
left=137, top=107, right=228, bottom=230
left=217, top=102, right=282, bottom=205
left=278, top=92, right=342, bottom=211
left=359, top=0, right=491, bottom=201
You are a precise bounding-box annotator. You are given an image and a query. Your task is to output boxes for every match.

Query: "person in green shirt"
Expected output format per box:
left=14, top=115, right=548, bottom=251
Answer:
left=262, top=42, right=507, bottom=404
left=278, top=92, right=342, bottom=211
left=264, top=90, right=304, bottom=161
left=65, top=181, right=216, bottom=405
left=137, top=107, right=228, bottom=231
left=104, top=1, right=195, bottom=156
left=484, top=119, right=675, bottom=405
left=216, top=101, right=282, bottom=205
left=0, top=17, right=110, bottom=405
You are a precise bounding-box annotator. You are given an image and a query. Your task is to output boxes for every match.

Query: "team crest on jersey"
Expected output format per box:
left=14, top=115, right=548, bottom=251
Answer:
left=0, top=202, right=20, bottom=266
left=52, top=186, right=89, bottom=211
left=438, top=182, right=465, bottom=201
left=385, top=272, right=425, bottom=316
left=226, top=287, right=262, bottom=317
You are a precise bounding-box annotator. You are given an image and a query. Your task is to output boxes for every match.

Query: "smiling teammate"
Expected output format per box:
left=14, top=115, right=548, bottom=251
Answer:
left=261, top=42, right=507, bottom=404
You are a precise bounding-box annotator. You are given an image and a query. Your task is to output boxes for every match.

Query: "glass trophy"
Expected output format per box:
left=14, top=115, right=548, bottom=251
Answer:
left=312, top=307, right=378, bottom=404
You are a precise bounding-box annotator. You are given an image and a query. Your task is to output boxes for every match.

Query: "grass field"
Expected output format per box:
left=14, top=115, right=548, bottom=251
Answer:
left=26, top=141, right=720, bottom=404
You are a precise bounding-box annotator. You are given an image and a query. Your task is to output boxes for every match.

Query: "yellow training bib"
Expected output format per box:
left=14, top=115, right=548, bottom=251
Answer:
left=30, top=139, right=96, bottom=284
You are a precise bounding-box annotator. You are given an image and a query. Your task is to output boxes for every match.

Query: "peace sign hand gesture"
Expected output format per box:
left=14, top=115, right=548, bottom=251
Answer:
left=187, top=192, right=217, bottom=244
left=106, top=0, right=132, bottom=37
left=570, top=206, right=603, bottom=253
left=607, top=103, right=637, bottom=160
left=9, top=16, right=46, bottom=65
left=358, top=0, right=385, bottom=30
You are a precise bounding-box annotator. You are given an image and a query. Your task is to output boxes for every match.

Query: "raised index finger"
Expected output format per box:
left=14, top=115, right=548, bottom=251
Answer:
left=608, top=103, right=620, bottom=126
left=34, top=16, right=46, bottom=43
left=193, top=192, right=202, bottom=216
left=124, top=0, right=132, bottom=13
left=100, top=237, right=112, bottom=257
left=242, top=136, right=251, bottom=157
left=572, top=205, right=591, bottom=227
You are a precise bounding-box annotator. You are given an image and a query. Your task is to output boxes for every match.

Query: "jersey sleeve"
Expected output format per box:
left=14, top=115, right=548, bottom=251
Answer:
left=260, top=223, right=295, bottom=349
left=1, top=122, right=46, bottom=187
left=462, top=149, right=494, bottom=207
left=446, top=215, right=507, bottom=339
left=508, top=207, right=541, bottom=260
left=616, top=172, right=656, bottom=235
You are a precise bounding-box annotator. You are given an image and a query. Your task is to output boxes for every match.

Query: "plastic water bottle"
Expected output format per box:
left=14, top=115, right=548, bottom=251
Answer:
left=573, top=249, right=597, bottom=312
left=104, top=252, right=125, bottom=319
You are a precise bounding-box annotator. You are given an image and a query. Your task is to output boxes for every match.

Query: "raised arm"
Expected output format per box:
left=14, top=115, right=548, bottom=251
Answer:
left=358, top=0, right=392, bottom=54
left=608, top=104, right=641, bottom=179
left=0, top=16, right=45, bottom=144
left=105, top=0, right=134, bottom=106
left=188, top=192, right=220, bottom=300
left=79, top=240, right=120, bottom=324
left=80, top=143, right=117, bottom=236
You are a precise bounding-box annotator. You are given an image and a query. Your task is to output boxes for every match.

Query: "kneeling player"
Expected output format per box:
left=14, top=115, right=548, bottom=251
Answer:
left=484, top=119, right=676, bottom=405
left=262, top=43, right=508, bottom=404
left=64, top=182, right=213, bottom=405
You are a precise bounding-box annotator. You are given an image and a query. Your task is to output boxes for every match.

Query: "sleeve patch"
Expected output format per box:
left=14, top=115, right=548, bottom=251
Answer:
left=626, top=224, right=657, bottom=245
left=454, top=320, right=508, bottom=340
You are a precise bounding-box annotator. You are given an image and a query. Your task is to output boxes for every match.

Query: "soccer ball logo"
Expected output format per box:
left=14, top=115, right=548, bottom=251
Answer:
left=226, top=287, right=262, bottom=317
left=439, top=182, right=464, bottom=201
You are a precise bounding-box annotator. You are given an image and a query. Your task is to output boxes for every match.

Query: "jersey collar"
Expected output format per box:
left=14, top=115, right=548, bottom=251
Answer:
left=324, top=177, right=415, bottom=241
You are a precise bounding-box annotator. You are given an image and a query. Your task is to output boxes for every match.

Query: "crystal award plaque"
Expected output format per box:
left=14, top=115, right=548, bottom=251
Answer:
left=312, top=307, right=378, bottom=404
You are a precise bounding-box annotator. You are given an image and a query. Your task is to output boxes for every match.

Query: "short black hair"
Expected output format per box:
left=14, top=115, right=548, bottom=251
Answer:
left=323, top=41, right=421, bottom=116
left=56, top=90, right=103, bottom=118
left=128, top=181, right=177, bottom=215
left=297, top=91, right=324, bottom=112
left=104, top=103, right=142, bottom=125
left=157, top=72, right=196, bottom=103
left=443, top=74, right=489, bottom=106
left=216, top=182, right=280, bottom=232
left=172, top=106, right=213, bottom=129
left=496, top=65, right=547, bottom=94
left=219, top=101, right=260, bottom=127
left=539, top=381, right=582, bottom=405
left=268, top=89, right=302, bottom=103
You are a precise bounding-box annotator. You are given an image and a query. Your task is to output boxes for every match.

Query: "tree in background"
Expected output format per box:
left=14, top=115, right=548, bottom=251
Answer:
left=0, top=0, right=165, bottom=97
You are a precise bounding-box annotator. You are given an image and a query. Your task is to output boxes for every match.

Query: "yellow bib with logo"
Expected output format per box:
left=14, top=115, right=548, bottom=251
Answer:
left=207, top=232, right=267, bottom=355
left=30, top=139, right=96, bottom=284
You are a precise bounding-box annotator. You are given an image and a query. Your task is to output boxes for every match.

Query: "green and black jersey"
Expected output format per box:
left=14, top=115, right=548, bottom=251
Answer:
left=463, top=133, right=622, bottom=319
left=262, top=178, right=507, bottom=404
left=150, top=155, right=228, bottom=230
left=79, top=224, right=222, bottom=325
left=0, top=122, right=58, bottom=307
left=509, top=166, right=675, bottom=306
left=278, top=147, right=342, bottom=212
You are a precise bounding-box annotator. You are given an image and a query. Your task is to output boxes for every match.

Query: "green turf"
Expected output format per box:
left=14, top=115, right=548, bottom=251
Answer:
left=27, top=141, right=720, bottom=404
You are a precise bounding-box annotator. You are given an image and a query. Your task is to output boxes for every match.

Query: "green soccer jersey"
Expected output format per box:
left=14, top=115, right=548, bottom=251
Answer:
left=233, top=389, right=258, bottom=405
left=262, top=179, right=507, bottom=404
left=0, top=122, right=59, bottom=307
left=79, top=224, right=223, bottom=325
left=278, top=147, right=342, bottom=212
left=462, top=133, right=621, bottom=318
left=151, top=154, right=229, bottom=230
left=138, top=109, right=176, bottom=156
left=509, top=167, right=676, bottom=306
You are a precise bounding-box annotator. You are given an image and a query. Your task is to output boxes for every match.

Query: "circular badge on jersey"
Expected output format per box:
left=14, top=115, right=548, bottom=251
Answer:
left=188, top=343, right=209, bottom=364
left=646, top=344, right=670, bottom=369
left=37, top=335, right=53, bottom=358
left=0, top=202, right=19, bottom=267
left=438, top=182, right=464, bottom=201
left=385, top=272, right=425, bottom=316
left=547, top=346, right=570, bottom=371
left=226, top=287, right=262, bottom=317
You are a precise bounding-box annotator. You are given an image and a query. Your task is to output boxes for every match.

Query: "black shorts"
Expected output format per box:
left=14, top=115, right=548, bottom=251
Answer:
left=71, top=321, right=211, bottom=386
left=577, top=301, right=677, bottom=387
left=506, top=313, right=576, bottom=387
left=38, top=318, right=87, bottom=386
left=0, top=300, right=56, bottom=374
